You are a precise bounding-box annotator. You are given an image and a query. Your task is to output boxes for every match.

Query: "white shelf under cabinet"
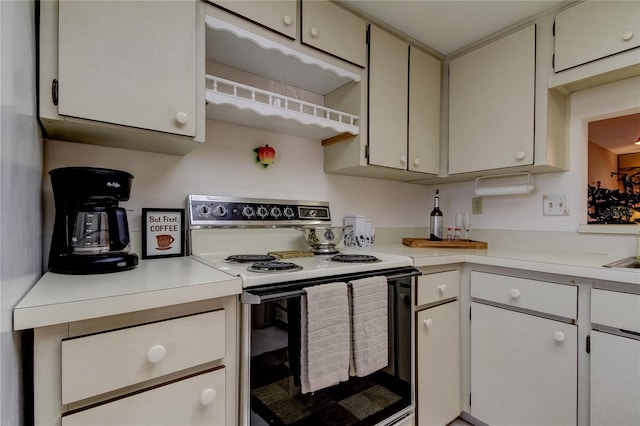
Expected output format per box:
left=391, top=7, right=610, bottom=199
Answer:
left=205, top=75, right=359, bottom=139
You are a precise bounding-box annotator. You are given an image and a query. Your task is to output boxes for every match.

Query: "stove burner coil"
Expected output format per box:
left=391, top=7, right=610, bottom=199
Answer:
left=224, top=254, right=277, bottom=263
left=247, top=261, right=303, bottom=273
left=328, top=254, right=381, bottom=263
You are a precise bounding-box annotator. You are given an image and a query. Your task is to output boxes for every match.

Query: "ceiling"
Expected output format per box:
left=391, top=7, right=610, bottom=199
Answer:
left=340, top=0, right=566, bottom=56
left=589, top=113, right=640, bottom=156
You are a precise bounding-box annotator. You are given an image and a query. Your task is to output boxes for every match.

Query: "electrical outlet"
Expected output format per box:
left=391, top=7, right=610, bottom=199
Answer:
left=472, top=197, right=483, bottom=214
left=543, top=194, right=569, bottom=216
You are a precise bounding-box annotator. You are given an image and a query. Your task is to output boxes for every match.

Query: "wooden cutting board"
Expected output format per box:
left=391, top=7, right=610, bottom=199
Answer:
left=402, top=238, right=488, bottom=249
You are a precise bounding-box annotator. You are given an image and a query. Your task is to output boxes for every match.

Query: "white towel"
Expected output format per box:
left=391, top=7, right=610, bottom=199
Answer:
left=349, top=276, right=388, bottom=377
left=300, top=282, right=350, bottom=394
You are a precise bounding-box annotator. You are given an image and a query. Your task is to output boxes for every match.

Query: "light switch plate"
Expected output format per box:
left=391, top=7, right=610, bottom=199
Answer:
left=472, top=197, right=482, bottom=214
left=543, top=194, right=569, bottom=216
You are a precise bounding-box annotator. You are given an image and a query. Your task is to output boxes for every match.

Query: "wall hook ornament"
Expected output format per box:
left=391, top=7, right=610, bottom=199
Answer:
left=254, top=144, right=276, bottom=168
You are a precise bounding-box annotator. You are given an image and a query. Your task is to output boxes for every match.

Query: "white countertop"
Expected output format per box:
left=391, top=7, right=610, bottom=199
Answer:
left=13, top=257, right=242, bottom=330
left=14, top=245, right=639, bottom=330
left=373, top=243, right=640, bottom=285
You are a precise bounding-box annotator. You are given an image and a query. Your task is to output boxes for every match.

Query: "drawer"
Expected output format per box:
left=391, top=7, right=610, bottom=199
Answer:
left=62, top=310, right=225, bottom=404
left=591, top=289, right=640, bottom=333
left=416, top=270, right=459, bottom=306
left=471, top=271, right=577, bottom=319
left=62, top=368, right=226, bottom=426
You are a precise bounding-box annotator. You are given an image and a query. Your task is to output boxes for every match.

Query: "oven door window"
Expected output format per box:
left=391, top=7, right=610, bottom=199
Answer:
left=249, top=280, right=412, bottom=425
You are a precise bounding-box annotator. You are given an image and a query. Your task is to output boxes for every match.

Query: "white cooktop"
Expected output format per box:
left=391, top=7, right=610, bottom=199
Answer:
left=192, top=249, right=413, bottom=288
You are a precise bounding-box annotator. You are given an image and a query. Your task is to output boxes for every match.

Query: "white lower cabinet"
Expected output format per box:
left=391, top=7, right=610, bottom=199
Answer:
left=470, top=302, right=577, bottom=426
left=590, top=288, right=640, bottom=426
left=590, top=331, right=640, bottom=426
left=415, top=269, right=460, bottom=426
left=417, top=301, right=460, bottom=426
left=62, top=368, right=226, bottom=426
left=32, top=298, right=237, bottom=426
left=469, top=271, right=578, bottom=426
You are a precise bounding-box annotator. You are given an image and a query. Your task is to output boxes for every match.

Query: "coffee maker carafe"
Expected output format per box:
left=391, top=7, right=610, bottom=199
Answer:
left=49, top=167, right=139, bottom=274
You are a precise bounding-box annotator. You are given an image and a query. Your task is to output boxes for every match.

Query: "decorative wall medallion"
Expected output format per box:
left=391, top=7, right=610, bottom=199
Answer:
left=254, top=144, right=276, bottom=168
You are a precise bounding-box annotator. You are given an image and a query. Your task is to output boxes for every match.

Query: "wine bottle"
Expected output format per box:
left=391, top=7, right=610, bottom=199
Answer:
left=430, top=189, right=443, bottom=241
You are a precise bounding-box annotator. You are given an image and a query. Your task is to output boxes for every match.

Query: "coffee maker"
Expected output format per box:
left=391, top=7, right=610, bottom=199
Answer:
left=49, top=167, right=139, bottom=274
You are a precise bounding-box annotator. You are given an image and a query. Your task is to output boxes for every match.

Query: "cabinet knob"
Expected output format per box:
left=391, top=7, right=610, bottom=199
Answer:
left=400, top=155, right=407, bottom=164
left=515, top=151, right=526, bottom=160
left=283, top=15, right=293, bottom=26
left=423, top=318, right=433, bottom=328
left=622, top=31, right=634, bottom=41
left=510, top=288, right=521, bottom=299
left=413, top=158, right=421, bottom=167
left=147, top=345, right=166, bottom=363
left=175, top=111, right=189, bottom=125
left=437, top=284, right=447, bottom=292
left=310, top=27, right=319, bottom=38
left=200, top=388, right=217, bottom=406
left=553, top=331, right=566, bottom=343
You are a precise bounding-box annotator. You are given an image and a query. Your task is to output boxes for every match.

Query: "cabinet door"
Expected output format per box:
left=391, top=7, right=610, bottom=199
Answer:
left=58, top=1, right=197, bottom=137
left=62, top=369, right=226, bottom=426
left=449, top=25, right=535, bottom=174
left=590, top=330, right=640, bottom=426
left=417, top=301, right=460, bottom=426
left=470, top=302, right=577, bottom=426
left=555, top=1, right=640, bottom=72
left=368, top=25, right=409, bottom=170
left=210, top=0, right=297, bottom=39
left=301, top=0, right=367, bottom=67
left=408, top=47, right=441, bottom=175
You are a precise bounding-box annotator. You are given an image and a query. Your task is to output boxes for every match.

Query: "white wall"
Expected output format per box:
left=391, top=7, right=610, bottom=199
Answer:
left=0, top=0, right=42, bottom=424
left=44, top=120, right=433, bottom=236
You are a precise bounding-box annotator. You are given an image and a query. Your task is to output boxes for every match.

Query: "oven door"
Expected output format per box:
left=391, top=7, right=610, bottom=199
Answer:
left=238, top=267, right=420, bottom=426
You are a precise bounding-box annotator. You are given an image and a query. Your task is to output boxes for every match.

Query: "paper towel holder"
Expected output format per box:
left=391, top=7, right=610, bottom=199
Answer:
left=474, top=172, right=535, bottom=196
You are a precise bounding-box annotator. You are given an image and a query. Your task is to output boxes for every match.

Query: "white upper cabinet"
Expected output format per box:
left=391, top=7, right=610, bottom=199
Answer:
left=209, top=0, right=298, bottom=39
left=554, top=0, right=640, bottom=72
left=204, top=0, right=363, bottom=140
left=409, top=47, right=441, bottom=175
left=368, top=25, right=409, bottom=170
left=368, top=26, right=440, bottom=175
left=448, top=25, right=536, bottom=174
left=301, top=0, right=367, bottom=67
left=40, top=0, right=205, bottom=155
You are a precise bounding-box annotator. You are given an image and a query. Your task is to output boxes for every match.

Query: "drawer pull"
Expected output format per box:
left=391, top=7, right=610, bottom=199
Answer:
left=147, top=345, right=166, bottom=363
left=175, top=111, right=189, bottom=125
left=283, top=15, right=293, bottom=26
left=310, top=27, right=319, bottom=38
left=423, top=318, right=433, bottom=328
left=438, top=284, right=447, bottom=293
left=553, top=331, right=566, bottom=343
left=200, top=388, right=217, bottom=406
left=622, top=31, right=634, bottom=41
left=510, top=289, right=521, bottom=299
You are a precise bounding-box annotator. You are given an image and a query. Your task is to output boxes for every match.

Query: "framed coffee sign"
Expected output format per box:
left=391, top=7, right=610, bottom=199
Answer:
left=141, top=208, right=185, bottom=259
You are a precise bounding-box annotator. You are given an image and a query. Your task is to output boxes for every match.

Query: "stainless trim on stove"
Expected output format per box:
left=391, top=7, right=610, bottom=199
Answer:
left=240, top=267, right=421, bottom=304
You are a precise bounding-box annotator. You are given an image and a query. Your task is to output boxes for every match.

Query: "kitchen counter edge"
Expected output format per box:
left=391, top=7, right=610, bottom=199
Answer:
left=372, top=244, right=640, bottom=285
left=13, top=256, right=242, bottom=330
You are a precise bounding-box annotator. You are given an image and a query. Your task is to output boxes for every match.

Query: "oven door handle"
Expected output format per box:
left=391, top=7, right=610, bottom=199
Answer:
left=240, top=268, right=422, bottom=304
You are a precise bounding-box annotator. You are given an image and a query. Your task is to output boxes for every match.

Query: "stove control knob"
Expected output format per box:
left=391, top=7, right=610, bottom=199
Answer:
left=270, top=207, right=282, bottom=218
left=283, top=207, right=295, bottom=219
left=257, top=206, right=268, bottom=218
left=197, top=204, right=211, bottom=217
left=242, top=206, right=255, bottom=218
left=213, top=204, right=227, bottom=217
